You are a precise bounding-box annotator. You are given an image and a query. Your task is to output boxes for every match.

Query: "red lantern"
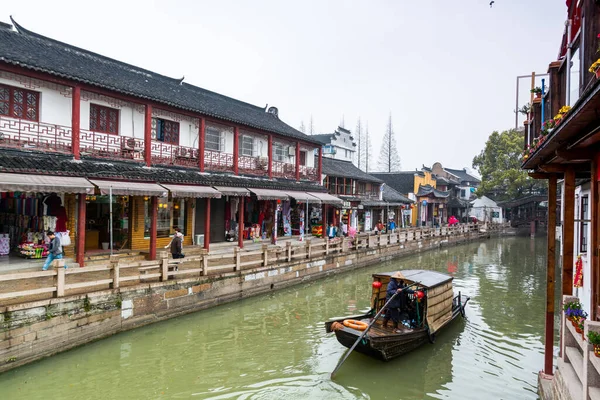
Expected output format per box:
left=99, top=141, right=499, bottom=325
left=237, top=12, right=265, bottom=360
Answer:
left=415, top=290, right=424, bottom=299
left=372, top=281, right=382, bottom=289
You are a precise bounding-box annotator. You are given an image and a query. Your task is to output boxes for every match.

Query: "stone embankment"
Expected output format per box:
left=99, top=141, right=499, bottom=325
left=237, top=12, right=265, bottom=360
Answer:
left=0, top=224, right=507, bottom=373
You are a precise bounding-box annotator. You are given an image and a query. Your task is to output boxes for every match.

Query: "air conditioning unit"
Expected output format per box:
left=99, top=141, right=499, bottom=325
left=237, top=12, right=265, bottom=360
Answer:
left=288, top=146, right=295, bottom=156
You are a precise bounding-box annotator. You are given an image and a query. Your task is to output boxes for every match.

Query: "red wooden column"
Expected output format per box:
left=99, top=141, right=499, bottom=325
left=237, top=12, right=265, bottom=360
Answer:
left=149, top=196, right=158, bottom=260
left=199, top=117, right=205, bottom=171
left=76, top=193, right=86, bottom=267
left=317, top=146, right=323, bottom=182
left=544, top=174, right=557, bottom=375
left=238, top=195, right=245, bottom=249
left=563, top=166, right=575, bottom=295
left=295, top=141, right=301, bottom=181
left=593, top=155, right=600, bottom=319
left=204, top=198, right=211, bottom=251
left=268, top=135, right=273, bottom=179
left=233, top=126, right=240, bottom=175
left=71, top=86, right=81, bottom=159
left=144, top=104, right=153, bottom=167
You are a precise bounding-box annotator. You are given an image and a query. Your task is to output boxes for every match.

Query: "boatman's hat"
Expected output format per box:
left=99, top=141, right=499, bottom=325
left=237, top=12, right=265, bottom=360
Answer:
left=391, top=271, right=406, bottom=280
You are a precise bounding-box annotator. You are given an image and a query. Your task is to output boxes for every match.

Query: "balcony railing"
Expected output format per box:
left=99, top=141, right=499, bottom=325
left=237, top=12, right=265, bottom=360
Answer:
left=0, top=116, right=72, bottom=153
left=239, top=155, right=269, bottom=176
left=272, top=161, right=296, bottom=179
left=204, top=149, right=234, bottom=172
left=80, top=129, right=144, bottom=161
left=298, top=165, right=318, bottom=181
left=151, top=141, right=199, bottom=168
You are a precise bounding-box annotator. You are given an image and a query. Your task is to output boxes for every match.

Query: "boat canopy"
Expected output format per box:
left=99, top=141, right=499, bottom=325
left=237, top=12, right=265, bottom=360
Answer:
left=372, top=270, right=453, bottom=289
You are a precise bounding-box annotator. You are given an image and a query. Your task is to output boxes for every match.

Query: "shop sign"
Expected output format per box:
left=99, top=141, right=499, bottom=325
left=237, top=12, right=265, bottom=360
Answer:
left=342, top=201, right=351, bottom=209
left=358, top=204, right=364, bottom=210
left=439, top=204, right=444, bottom=209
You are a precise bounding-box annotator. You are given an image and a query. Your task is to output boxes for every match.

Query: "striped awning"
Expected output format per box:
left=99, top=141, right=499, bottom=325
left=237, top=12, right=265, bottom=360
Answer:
left=160, top=184, right=221, bottom=198
left=0, top=173, right=94, bottom=194
left=213, top=186, right=250, bottom=197
left=88, top=179, right=167, bottom=197
left=249, top=188, right=289, bottom=201
left=305, top=192, right=343, bottom=205
left=284, top=191, right=321, bottom=203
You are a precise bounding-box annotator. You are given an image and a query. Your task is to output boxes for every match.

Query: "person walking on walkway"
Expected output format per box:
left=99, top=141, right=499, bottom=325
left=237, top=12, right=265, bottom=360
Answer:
left=170, top=230, right=185, bottom=259
left=42, top=231, right=66, bottom=270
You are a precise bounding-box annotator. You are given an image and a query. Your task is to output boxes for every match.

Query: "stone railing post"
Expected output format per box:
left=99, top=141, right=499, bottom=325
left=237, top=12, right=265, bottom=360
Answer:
left=234, top=247, right=241, bottom=271
left=110, top=255, right=120, bottom=289
left=160, top=253, right=169, bottom=282
left=341, top=237, right=347, bottom=253
left=262, top=244, right=269, bottom=267
left=286, top=241, right=292, bottom=262
left=54, top=259, right=66, bottom=298
left=306, top=239, right=312, bottom=259
left=201, top=252, right=208, bottom=276
left=325, top=237, right=330, bottom=255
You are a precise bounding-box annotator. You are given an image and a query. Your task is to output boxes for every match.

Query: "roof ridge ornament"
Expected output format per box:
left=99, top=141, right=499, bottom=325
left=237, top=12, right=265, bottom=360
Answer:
left=267, top=106, right=279, bottom=118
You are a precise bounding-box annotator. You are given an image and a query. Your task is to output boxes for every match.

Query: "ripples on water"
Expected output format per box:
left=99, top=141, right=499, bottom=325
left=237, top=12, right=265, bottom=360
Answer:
left=0, top=237, right=552, bottom=399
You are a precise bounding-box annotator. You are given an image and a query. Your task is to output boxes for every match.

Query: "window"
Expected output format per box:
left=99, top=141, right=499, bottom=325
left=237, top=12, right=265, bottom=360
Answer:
left=144, top=198, right=186, bottom=238
left=299, top=151, right=307, bottom=166
left=344, top=179, right=352, bottom=195
left=205, top=126, right=222, bottom=152
left=240, top=135, right=254, bottom=157
left=581, top=195, right=588, bottom=253
left=460, top=189, right=466, bottom=198
left=274, top=143, right=285, bottom=162
left=358, top=182, right=366, bottom=195
left=0, top=84, right=39, bottom=121
left=569, top=47, right=580, bottom=106
left=152, top=118, right=180, bottom=145
left=90, top=104, right=119, bottom=134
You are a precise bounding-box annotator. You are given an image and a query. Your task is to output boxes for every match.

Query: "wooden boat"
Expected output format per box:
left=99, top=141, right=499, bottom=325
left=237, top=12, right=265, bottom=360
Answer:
left=325, top=269, right=469, bottom=361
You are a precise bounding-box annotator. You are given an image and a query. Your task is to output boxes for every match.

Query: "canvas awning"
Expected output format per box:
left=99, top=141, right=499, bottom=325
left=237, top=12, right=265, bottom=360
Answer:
left=160, top=184, right=221, bottom=198
left=213, top=186, right=250, bottom=197
left=0, top=173, right=94, bottom=194
left=249, top=188, right=289, bottom=201
left=88, top=179, right=167, bottom=197
left=284, top=191, right=321, bottom=203
left=306, top=192, right=343, bottom=205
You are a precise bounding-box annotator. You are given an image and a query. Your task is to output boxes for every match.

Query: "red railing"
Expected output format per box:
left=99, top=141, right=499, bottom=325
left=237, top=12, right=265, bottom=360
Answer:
left=0, top=116, right=72, bottom=153
left=239, top=156, right=268, bottom=176
left=151, top=141, right=199, bottom=168
left=299, top=165, right=318, bottom=181
left=204, top=150, right=234, bottom=172
left=80, top=129, right=144, bottom=161
left=272, top=161, right=296, bottom=179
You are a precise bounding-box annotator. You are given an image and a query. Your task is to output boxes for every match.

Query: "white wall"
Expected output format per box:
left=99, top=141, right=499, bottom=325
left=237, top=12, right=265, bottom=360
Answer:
left=573, top=184, right=592, bottom=313
left=80, top=93, right=145, bottom=139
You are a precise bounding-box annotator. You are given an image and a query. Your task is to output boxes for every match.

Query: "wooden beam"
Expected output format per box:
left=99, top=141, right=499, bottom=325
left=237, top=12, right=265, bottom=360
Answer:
left=540, top=163, right=589, bottom=173
left=545, top=175, right=557, bottom=375
left=71, top=86, right=81, bottom=160
left=149, top=196, right=158, bottom=260
left=562, top=166, right=575, bottom=296
left=529, top=172, right=561, bottom=179
left=556, top=149, right=594, bottom=161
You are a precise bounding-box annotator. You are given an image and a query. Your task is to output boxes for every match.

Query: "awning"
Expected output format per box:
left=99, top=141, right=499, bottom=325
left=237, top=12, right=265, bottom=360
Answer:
left=160, top=184, right=221, bottom=199
left=213, top=186, right=250, bottom=197
left=88, top=179, right=167, bottom=197
left=0, top=173, right=94, bottom=194
left=362, top=200, right=388, bottom=207
left=249, top=188, right=289, bottom=201
left=306, top=192, right=343, bottom=205
left=284, top=191, right=321, bottom=203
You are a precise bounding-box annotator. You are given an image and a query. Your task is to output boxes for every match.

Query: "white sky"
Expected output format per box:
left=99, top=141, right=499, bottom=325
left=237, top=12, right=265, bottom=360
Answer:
left=5, top=0, right=565, bottom=171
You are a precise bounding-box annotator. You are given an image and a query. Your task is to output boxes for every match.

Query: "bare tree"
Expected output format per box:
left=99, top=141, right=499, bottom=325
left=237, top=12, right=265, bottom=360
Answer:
left=365, top=122, right=373, bottom=173
left=377, top=113, right=401, bottom=172
left=299, top=120, right=306, bottom=133
left=356, top=117, right=363, bottom=169
left=309, top=115, right=315, bottom=135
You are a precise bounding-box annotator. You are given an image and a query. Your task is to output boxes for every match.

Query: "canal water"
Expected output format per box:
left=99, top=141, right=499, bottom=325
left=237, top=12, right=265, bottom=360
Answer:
left=1, top=237, right=553, bottom=399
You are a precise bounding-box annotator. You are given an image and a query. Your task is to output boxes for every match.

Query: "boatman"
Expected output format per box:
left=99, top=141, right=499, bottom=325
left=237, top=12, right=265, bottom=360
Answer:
left=382, top=271, right=413, bottom=331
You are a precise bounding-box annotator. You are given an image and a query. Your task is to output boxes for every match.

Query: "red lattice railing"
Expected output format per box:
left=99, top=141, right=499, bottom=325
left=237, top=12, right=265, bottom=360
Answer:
left=299, top=165, right=318, bottom=181
left=239, top=156, right=268, bottom=176
left=204, top=150, right=234, bottom=172
left=0, top=116, right=72, bottom=153
left=151, top=141, right=199, bottom=168
left=80, top=129, right=144, bottom=161
left=272, top=161, right=296, bottom=179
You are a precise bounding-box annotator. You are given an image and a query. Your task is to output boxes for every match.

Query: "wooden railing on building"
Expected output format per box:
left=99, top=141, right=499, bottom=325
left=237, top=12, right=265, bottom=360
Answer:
left=0, top=223, right=502, bottom=304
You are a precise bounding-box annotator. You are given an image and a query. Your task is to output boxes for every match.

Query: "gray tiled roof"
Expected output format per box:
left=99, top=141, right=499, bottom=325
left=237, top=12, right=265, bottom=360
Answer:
left=311, top=134, right=336, bottom=145
left=370, top=172, right=417, bottom=196
left=322, top=158, right=382, bottom=183
left=382, top=185, right=413, bottom=204
left=0, top=149, right=325, bottom=192
left=0, top=19, right=320, bottom=145
left=416, top=184, right=450, bottom=198
left=445, top=168, right=480, bottom=184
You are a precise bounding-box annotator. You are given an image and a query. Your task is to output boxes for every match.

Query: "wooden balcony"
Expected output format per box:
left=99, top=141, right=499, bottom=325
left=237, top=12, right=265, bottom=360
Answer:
left=272, top=160, right=296, bottom=179
left=239, top=155, right=269, bottom=176
left=0, top=115, right=72, bottom=154
left=151, top=141, right=199, bottom=168
left=79, top=129, right=144, bottom=161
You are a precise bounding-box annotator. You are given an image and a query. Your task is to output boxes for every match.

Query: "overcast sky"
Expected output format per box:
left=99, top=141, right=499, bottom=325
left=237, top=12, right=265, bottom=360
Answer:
left=6, top=0, right=565, bottom=172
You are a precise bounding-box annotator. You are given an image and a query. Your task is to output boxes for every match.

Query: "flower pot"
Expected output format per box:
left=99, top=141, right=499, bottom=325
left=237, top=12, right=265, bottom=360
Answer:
left=594, top=344, right=600, bottom=358
left=576, top=325, right=583, bottom=334
left=536, top=92, right=542, bottom=99
left=571, top=319, right=577, bottom=327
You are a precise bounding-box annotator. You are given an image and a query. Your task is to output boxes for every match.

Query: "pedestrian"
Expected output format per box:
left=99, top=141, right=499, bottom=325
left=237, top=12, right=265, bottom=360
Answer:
left=382, top=271, right=413, bottom=331
left=42, top=231, right=66, bottom=270
left=169, top=229, right=185, bottom=259
left=377, top=220, right=384, bottom=234
left=389, top=220, right=396, bottom=233
left=327, top=223, right=336, bottom=240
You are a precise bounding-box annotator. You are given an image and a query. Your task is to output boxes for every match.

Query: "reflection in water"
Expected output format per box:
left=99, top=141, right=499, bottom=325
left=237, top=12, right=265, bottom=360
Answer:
left=0, top=237, right=550, bottom=399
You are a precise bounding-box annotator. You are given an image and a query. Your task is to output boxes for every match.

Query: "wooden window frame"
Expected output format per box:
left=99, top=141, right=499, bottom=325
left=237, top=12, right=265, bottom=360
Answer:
left=90, top=103, right=119, bottom=135
left=0, top=83, right=40, bottom=122
left=581, top=194, right=589, bottom=253
left=152, top=118, right=180, bottom=145
left=240, top=135, right=254, bottom=157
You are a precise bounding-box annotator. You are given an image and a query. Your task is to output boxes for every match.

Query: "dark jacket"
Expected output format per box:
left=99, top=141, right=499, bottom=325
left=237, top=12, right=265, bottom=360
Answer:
left=170, top=236, right=182, bottom=255
left=49, top=235, right=62, bottom=256
left=386, top=279, right=413, bottom=309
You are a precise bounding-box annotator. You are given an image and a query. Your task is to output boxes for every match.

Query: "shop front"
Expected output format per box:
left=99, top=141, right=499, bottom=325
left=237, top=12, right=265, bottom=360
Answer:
left=0, top=173, right=93, bottom=269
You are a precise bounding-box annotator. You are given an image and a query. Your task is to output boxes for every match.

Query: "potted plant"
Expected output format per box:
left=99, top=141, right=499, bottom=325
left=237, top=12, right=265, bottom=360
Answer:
left=589, top=59, right=600, bottom=79
left=519, top=103, right=531, bottom=117
left=589, top=331, right=600, bottom=358
left=531, top=87, right=543, bottom=98
left=564, top=300, right=582, bottom=321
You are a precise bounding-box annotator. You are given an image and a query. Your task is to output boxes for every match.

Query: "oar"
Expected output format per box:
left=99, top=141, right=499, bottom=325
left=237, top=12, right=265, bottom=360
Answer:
left=330, top=281, right=420, bottom=379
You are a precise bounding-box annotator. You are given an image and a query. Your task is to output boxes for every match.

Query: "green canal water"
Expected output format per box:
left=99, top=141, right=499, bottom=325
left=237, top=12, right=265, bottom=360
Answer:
left=1, top=237, right=553, bottom=399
